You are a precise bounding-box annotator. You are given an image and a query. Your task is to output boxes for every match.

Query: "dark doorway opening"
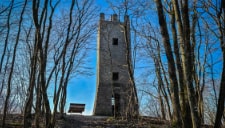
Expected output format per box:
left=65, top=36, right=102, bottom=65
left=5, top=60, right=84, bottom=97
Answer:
left=112, top=93, right=120, bottom=116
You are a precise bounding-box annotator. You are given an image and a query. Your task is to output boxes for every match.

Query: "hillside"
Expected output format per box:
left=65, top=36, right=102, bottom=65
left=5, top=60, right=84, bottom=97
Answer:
left=1, top=114, right=215, bottom=128
left=0, top=114, right=170, bottom=128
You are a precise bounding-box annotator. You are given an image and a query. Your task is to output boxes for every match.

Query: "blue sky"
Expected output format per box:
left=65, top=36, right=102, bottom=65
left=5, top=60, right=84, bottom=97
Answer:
left=0, top=0, right=222, bottom=117
left=64, top=0, right=157, bottom=115
left=67, top=75, right=96, bottom=115
left=60, top=0, right=224, bottom=116
left=66, top=0, right=108, bottom=115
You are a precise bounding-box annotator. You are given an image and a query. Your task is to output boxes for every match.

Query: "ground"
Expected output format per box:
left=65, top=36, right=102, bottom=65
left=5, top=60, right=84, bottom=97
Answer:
left=0, top=114, right=213, bottom=128
left=0, top=114, right=170, bottom=128
left=59, top=115, right=170, bottom=128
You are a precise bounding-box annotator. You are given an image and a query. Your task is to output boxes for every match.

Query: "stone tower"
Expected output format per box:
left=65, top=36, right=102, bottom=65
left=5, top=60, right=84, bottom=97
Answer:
left=93, top=13, right=136, bottom=116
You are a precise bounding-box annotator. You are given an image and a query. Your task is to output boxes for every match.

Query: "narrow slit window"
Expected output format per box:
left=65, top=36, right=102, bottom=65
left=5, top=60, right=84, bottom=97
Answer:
left=112, top=72, right=119, bottom=81
left=112, top=38, right=118, bottom=45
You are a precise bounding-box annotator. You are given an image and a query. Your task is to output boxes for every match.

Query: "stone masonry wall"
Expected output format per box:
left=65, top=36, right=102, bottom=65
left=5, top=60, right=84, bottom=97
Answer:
left=93, top=13, right=131, bottom=116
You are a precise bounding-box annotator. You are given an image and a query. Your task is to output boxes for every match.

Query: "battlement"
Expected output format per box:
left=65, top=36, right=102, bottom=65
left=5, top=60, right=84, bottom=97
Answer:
left=99, top=13, right=129, bottom=23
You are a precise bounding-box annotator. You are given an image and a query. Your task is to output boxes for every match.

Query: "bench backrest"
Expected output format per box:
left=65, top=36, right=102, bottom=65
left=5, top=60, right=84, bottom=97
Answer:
left=68, top=103, right=85, bottom=113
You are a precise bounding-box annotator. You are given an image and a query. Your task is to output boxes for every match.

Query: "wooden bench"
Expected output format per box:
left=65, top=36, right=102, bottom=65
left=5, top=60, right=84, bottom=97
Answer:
left=68, top=103, right=85, bottom=114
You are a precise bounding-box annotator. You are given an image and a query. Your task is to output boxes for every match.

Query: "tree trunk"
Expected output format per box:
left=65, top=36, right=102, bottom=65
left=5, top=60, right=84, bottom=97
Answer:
left=214, top=54, right=225, bottom=128
left=214, top=1, right=225, bottom=127
left=171, top=0, right=200, bottom=127
left=155, top=0, right=183, bottom=126
left=123, top=15, right=139, bottom=118
left=2, top=1, right=27, bottom=126
left=23, top=48, right=38, bottom=128
left=1, top=1, right=14, bottom=127
left=35, top=75, right=41, bottom=128
left=170, top=7, right=192, bottom=127
left=158, top=85, right=166, bottom=119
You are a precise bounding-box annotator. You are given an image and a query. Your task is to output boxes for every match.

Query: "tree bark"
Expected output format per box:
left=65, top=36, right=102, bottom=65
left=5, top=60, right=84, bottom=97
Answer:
left=171, top=0, right=200, bottom=127
left=155, top=0, right=183, bottom=126
left=1, top=1, right=14, bottom=127
left=214, top=1, right=225, bottom=127
left=123, top=15, right=139, bottom=118
left=169, top=6, right=192, bottom=127
left=2, top=1, right=27, bottom=127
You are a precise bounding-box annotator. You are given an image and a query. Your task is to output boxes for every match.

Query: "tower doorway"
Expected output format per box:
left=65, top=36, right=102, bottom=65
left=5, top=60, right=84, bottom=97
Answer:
left=112, top=93, right=120, bottom=116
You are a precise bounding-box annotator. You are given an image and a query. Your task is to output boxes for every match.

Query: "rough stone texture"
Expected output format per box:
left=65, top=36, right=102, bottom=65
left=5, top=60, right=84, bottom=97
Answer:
left=93, top=13, right=132, bottom=116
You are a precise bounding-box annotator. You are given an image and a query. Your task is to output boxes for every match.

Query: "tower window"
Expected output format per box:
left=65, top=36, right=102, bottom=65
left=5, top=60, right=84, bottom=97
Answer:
left=112, top=38, right=118, bottom=45
left=112, top=72, right=119, bottom=81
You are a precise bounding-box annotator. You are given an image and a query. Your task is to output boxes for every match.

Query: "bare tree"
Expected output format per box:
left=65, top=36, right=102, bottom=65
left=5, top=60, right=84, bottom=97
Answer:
left=211, top=0, right=225, bottom=127
left=49, top=1, right=96, bottom=126
left=1, top=0, right=27, bottom=127
left=22, top=0, right=96, bottom=127
left=134, top=19, right=172, bottom=120
left=154, top=0, right=184, bottom=127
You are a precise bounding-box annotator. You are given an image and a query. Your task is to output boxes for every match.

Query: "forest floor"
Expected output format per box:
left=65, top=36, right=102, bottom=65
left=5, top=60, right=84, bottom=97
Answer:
left=58, top=115, right=170, bottom=128
left=0, top=114, right=213, bottom=128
